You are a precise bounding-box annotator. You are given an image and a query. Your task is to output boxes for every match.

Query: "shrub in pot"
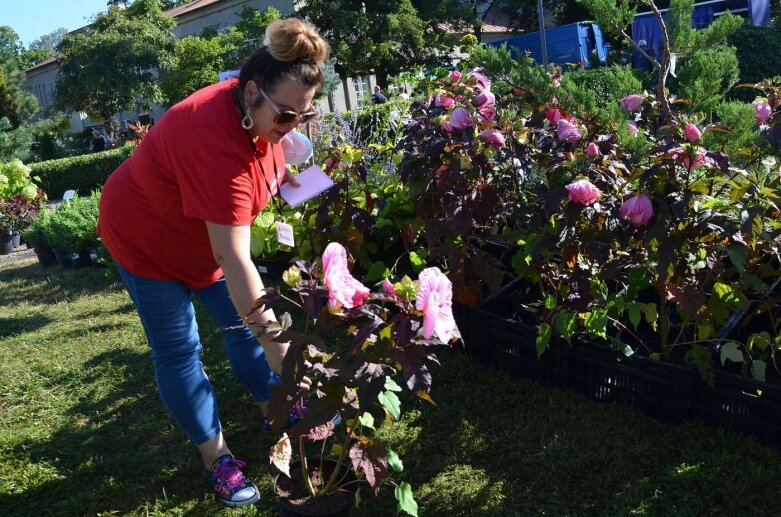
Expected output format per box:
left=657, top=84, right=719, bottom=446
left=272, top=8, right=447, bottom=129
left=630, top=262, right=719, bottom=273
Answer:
left=22, top=208, right=56, bottom=266
left=250, top=208, right=308, bottom=278
left=44, top=193, right=100, bottom=266
left=255, top=242, right=461, bottom=516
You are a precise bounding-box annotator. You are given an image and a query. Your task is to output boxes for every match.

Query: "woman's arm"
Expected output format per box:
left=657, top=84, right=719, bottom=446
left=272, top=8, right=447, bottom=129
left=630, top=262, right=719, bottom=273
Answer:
left=205, top=220, right=287, bottom=373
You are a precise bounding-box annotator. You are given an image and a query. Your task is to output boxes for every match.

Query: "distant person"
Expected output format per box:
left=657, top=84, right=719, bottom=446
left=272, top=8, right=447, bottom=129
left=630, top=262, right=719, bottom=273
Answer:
left=371, top=85, right=387, bottom=104
left=90, top=129, right=105, bottom=152
left=398, top=87, right=410, bottom=100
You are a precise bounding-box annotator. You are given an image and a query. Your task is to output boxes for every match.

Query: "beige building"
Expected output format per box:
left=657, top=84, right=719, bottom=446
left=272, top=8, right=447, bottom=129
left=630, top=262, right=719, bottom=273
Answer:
left=23, top=0, right=510, bottom=131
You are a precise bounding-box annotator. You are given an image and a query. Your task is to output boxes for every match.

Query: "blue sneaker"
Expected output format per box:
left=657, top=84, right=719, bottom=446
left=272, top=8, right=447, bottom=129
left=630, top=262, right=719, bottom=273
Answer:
left=202, top=454, right=260, bottom=508
left=261, top=405, right=342, bottom=434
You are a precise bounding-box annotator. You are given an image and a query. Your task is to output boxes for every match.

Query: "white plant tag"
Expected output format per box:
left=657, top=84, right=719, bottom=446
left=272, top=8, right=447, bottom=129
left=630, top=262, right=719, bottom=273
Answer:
left=276, top=221, right=295, bottom=247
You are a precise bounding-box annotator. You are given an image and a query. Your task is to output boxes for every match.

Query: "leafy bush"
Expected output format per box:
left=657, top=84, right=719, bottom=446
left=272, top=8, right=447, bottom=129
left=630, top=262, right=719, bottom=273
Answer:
left=30, top=145, right=133, bottom=198
left=561, top=65, right=643, bottom=112
left=675, top=45, right=740, bottom=113
left=0, top=159, right=39, bottom=200
left=729, top=24, right=781, bottom=102
left=322, top=99, right=411, bottom=146
left=44, top=193, right=100, bottom=252
left=22, top=208, right=51, bottom=248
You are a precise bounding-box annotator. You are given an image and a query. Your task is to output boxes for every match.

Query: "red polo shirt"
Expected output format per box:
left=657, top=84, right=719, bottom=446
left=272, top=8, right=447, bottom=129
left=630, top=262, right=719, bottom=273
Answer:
left=97, top=79, right=285, bottom=289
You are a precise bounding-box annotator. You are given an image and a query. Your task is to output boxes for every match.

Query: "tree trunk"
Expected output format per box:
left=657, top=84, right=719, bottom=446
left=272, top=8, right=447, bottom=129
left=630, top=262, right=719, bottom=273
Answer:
left=374, top=67, right=389, bottom=90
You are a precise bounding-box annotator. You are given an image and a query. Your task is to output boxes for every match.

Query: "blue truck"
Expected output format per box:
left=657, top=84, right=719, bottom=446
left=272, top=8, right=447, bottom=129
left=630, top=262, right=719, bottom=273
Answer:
left=487, top=21, right=608, bottom=69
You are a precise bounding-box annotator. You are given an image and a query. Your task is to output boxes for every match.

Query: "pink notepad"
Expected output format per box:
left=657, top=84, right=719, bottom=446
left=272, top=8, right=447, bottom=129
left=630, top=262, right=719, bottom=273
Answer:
left=279, top=165, right=335, bottom=208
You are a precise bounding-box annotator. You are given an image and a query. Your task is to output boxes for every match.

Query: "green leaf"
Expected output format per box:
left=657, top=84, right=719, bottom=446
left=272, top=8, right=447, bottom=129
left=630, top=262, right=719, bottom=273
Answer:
left=378, top=391, right=401, bottom=420
left=384, top=377, right=403, bottom=392
left=395, top=482, right=418, bottom=516
left=584, top=309, right=607, bottom=338
left=365, top=261, right=388, bottom=282
left=387, top=448, right=404, bottom=472
left=536, top=323, right=551, bottom=358
left=751, top=360, right=767, bottom=382
left=720, top=341, right=744, bottom=365
left=358, top=411, right=375, bottom=429
left=258, top=211, right=276, bottom=228
left=409, top=250, right=426, bottom=273
left=544, top=294, right=556, bottom=310
left=552, top=311, right=576, bottom=343
left=644, top=303, right=658, bottom=331
left=689, top=345, right=712, bottom=379
left=726, top=247, right=746, bottom=274
left=627, top=302, right=641, bottom=330
left=747, top=332, right=772, bottom=352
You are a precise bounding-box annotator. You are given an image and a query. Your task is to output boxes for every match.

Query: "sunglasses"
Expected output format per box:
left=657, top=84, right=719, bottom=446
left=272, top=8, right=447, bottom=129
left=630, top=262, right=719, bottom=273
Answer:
left=259, top=87, right=318, bottom=125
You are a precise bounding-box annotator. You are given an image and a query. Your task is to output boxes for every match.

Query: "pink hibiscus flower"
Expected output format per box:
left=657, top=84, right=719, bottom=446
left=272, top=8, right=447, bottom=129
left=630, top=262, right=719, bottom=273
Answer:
left=620, top=193, right=654, bottom=227
left=620, top=94, right=644, bottom=113
left=684, top=123, right=701, bottom=142
left=322, top=243, right=370, bottom=311
left=480, top=128, right=506, bottom=148
left=557, top=118, right=583, bottom=143
left=435, top=93, right=455, bottom=108
left=565, top=179, right=601, bottom=205
left=449, top=107, right=473, bottom=129
left=415, top=267, right=461, bottom=344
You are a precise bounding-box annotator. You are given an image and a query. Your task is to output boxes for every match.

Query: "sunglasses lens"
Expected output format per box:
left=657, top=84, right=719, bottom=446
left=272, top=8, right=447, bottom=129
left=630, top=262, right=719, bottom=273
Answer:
left=300, top=112, right=317, bottom=124
left=276, top=112, right=298, bottom=125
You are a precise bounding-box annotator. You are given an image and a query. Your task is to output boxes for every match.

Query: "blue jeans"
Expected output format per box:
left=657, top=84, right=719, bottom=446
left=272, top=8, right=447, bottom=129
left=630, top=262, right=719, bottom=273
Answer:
left=116, top=264, right=278, bottom=445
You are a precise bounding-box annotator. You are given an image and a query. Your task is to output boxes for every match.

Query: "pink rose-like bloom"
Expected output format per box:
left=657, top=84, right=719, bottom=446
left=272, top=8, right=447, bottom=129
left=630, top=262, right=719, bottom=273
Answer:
left=557, top=118, right=583, bottom=143
left=586, top=142, right=599, bottom=157
left=627, top=120, right=639, bottom=136
left=620, top=193, right=654, bottom=227
left=671, top=146, right=708, bottom=170
left=753, top=99, right=772, bottom=124
left=480, top=128, right=506, bottom=148
left=620, top=94, right=645, bottom=113
left=474, top=91, right=496, bottom=107
left=416, top=267, right=461, bottom=344
left=382, top=278, right=397, bottom=297
left=435, top=93, right=455, bottom=108
left=449, top=107, right=473, bottom=129
left=469, top=71, right=491, bottom=91
left=546, top=107, right=566, bottom=124
left=565, top=179, right=601, bottom=206
left=450, top=70, right=462, bottom=82
left=478, top=106, right=496, bottom=122
left=322, top=242, right=370, bottom=311
left=684, top=123, right=701, bottom=142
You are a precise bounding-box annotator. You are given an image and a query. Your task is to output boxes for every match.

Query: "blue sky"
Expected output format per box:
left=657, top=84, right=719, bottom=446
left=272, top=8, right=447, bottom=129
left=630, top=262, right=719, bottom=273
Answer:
left=2, top=0, right=109, bottom=46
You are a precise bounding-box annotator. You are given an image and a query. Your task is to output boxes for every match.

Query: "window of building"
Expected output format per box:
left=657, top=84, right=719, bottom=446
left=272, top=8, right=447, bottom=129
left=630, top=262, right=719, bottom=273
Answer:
left=354, top=76, right=371, bottom=108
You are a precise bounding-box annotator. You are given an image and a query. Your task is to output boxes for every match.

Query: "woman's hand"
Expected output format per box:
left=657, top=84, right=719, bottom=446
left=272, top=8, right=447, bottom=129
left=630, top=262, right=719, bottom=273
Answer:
left=282, top=166, right=300, bottom=188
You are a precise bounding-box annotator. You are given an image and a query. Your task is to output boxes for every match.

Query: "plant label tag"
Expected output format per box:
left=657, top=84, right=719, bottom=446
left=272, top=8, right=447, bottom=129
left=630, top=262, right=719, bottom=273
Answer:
left=275, top=222, right=295, bottom=247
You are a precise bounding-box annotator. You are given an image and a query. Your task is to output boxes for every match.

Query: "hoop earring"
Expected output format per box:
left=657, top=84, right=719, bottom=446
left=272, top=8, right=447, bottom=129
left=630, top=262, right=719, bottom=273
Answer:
left=241, top=109, right=254, bottom=130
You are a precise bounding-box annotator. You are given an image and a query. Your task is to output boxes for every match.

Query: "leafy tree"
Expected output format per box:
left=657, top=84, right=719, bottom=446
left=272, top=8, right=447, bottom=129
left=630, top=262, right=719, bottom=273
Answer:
left=23, top=28, right=67, bottom=66
left=55, top=0, right=176, bottom=134
left=0, top=26, right=25, bottom=61
left=161, top=36, right=230, bottom=106
left=0, top=56, right=38, bottom=128
left=297, top=0, right=456, bottom=88
left=220, top=5, right=282, bottom=69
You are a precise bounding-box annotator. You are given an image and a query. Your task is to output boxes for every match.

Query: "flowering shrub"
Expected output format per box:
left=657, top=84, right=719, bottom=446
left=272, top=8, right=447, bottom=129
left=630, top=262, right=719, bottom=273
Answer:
left=253, top=242, right=460, bottom=514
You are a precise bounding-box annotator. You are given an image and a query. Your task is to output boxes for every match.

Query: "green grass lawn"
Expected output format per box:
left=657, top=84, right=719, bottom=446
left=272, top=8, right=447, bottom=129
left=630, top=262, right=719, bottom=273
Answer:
left=2, top=258, right=781, bottom=516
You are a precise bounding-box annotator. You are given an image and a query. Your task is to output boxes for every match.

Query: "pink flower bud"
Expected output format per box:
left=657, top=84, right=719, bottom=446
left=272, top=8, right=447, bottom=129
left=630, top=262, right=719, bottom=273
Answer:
left=753, top=99, right=772, bottom=124
left=684, top=123, right=701, bottom=142
left=546, top=107, right=566, bottom=124
left=557, top=118, right=583, bottom=143
left=671, top=146, right=708, bottom=170
left=620, top=193, right=653, bottom=227
left=440, top=120, right=453, bottom=133
left=627, top=120, right=639, bottom=136
left=620, top=94, right=645, bottom=113
left=449, top=107, right=472, bottom=129
left=552, top=75, right=561, bottom=88
left=480, top=128, right=506, bottom=148
left=450, top=70, right=462, bottom=82
left=513, top=87, right=524, bottom=97
left=586, top=142, right=599, bottom=157
left=382, top=278, right=397, bottom=297
left=565, top=179, right=601, bottom=206
left=474, top=91, right=496, bottom=107
left=435, top=93, right=455, bottom=108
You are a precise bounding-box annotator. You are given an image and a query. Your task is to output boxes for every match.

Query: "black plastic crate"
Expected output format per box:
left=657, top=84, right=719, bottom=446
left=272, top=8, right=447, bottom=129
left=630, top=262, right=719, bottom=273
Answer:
left=453, top=302, right=574, bottom=389
left=698, top=370, right=781, bottom=447
left=573, top=342, right=701, bottom=425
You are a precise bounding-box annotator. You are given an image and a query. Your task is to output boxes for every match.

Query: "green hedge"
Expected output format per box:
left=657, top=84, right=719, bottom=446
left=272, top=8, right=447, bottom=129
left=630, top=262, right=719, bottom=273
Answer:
left=31, top=145, right=134, bottom=199
left=729, top=24, right=781, bottom=102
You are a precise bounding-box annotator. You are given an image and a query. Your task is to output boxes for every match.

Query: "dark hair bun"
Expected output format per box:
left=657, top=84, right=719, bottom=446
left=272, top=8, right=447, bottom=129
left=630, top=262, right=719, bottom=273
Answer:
left=264, top=18, right=329, bottom=65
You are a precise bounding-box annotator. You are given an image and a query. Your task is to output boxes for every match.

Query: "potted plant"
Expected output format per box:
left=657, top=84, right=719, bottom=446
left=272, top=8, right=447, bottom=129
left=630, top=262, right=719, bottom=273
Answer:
left=250, top=208, right=308, bottom=278
left=0, top=192, right=44, bottom=254
left=22, top=208, right=56, bottom=266
left=44, top=193, right=100, bottom=268
left=252, top=242, right=461, bottom=516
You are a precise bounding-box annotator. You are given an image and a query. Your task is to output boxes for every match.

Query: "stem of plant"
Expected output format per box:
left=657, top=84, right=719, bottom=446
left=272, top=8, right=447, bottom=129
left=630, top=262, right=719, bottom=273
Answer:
left=299, top=436, right=316, bottom=497
left=318, top=420, right=357, bottom=496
